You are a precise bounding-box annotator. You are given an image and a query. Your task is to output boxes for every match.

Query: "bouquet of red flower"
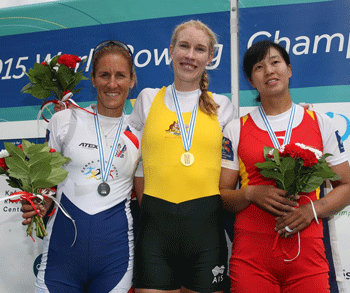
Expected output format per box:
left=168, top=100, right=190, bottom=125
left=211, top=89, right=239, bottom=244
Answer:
left=21, top=54, right=89, bottom=102
left=255, top=143, right=341, bottom=196
left=0, top=140, right=71, bottom=241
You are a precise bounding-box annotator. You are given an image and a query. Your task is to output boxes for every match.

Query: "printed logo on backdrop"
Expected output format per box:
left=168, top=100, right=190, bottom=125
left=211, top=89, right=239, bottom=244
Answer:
left=326, top=112, right=350, bottom=143
left=1, top=190, right=21, bottom=213
left=335, top=209, right=350, bottom=217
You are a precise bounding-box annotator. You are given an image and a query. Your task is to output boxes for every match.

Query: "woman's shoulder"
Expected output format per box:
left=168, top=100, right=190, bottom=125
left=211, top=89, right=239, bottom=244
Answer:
left=137, top=87, right=163, bottom=101
left=211, top=92, right=238, bottom=127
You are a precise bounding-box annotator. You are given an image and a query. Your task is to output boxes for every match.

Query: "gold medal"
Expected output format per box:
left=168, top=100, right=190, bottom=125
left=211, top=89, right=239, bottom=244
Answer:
left=181, top=152, right=194, bottom=166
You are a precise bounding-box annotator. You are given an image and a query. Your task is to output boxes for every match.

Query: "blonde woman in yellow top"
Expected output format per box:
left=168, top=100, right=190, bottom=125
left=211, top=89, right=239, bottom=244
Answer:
left=129, top=20, right=237, bottom=293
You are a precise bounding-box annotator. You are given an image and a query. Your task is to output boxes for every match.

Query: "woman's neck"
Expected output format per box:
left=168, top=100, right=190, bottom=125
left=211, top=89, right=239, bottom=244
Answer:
left=260, top=94, right=293, bottom=116
left=173, top=78, right=200, bottom=92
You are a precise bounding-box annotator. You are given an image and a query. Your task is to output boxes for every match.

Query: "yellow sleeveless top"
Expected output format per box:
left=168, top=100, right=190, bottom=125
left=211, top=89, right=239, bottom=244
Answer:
left=142, top=86, right=222, bottom=203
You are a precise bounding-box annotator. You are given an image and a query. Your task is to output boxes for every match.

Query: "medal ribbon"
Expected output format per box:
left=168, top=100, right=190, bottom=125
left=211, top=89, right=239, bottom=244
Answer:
left=171, top=83, right=199, bottom=152
left=94, top=108, right=124, bottom=183
left=258, top=103, right=296, bottom=148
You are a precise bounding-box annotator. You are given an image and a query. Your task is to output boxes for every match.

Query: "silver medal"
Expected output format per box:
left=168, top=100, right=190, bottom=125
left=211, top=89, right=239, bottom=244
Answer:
left=98, top=182, right=110, bottom=196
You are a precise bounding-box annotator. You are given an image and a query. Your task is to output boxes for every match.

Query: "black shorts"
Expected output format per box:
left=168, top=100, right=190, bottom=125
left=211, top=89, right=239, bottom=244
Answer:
left=134, top=194, right=228, bottom=292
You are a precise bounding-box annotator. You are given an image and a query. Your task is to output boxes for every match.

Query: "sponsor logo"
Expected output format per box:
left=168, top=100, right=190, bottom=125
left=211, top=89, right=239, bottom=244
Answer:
left=222, top=137, right=233, bottom=161
left=78, top=142, right=98, bottom=150
left=81, top=160, right=118, bottom=180
left=165, top=121, right=181, bottom=136
left=212, top=265, right=225, bottom=284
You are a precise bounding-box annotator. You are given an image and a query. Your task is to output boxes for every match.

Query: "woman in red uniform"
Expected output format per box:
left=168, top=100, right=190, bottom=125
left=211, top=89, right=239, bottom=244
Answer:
left=220, top=40, right=350, bottom=293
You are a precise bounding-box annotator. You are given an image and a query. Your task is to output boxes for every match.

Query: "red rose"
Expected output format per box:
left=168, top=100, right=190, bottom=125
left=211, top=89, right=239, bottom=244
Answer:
left=49, top=148, right=56, bottom=153
left=41, top=61, right=47, bottom=66
left=0, top=158, right=8, bottom=171
left=17, top=144, right=23, bottom=150
left=300, top=149, right=318, bottom=167
left=58, top=54, right=81, bottom=68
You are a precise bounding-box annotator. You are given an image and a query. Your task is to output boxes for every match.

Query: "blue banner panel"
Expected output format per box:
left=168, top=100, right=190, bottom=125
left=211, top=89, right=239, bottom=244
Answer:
left=239, top=0, right=350, bottom=91
left=0, top=12, right=230, bottom=117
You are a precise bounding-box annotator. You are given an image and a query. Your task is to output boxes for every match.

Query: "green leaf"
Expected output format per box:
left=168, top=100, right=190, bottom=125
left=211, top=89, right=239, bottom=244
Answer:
left=47, top=152, right=71, bottom=166
left=260, top=169, right=284, bottom=182
left=29, top=163, right=52, bottom=187
left=28, top=152, right=53, bottom=169
left=300, top=176, right=325, bottom=193
left=255, top=160, right=279, bottom=170
left=25, top=142, right=50, bottom=157
left=26, top=83, right=51, bottom=99
left=280, top=157, right=297, bottom=172
left=6, top=176, right=23, bottom=190
left=32, top=168, right=69, bottom=188
left=4, top=142, right=25, bottom=159
left=21, top=83, right=34, bottom=93
left=33, top=63, right=52, bottom=77
left=283, top=169, right=297, bottom=192
left=50, top=55, right=60, bottom=67
left=57, top=66, right=74, bottom=89
left=6, top=157, right=30, bottom=178
left=272, top=148, right=280, bottom=165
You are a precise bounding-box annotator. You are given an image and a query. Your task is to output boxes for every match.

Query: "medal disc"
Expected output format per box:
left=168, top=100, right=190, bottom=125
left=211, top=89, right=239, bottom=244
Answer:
left=181, top=152, right=194, bottom=166
left=98, top=182, right=110, bottom=196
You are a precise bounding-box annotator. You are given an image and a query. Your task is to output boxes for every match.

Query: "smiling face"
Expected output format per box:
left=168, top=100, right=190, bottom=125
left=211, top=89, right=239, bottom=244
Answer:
left=91, top=52, right=135, bottom=117
left=249, top=47, right=292, bottom=100
left=170, top=25, right=214, bottom=91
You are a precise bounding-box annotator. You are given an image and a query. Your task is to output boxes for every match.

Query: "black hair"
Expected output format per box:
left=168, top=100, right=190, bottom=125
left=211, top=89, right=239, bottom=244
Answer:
left=243, top=40, right=291, bottom=102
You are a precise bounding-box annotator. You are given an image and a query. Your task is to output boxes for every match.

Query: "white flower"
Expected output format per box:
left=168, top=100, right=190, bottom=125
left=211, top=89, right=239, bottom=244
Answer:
left=0, top=149, right=9, bottom=158
left=295, top=143, right=323, bottom=159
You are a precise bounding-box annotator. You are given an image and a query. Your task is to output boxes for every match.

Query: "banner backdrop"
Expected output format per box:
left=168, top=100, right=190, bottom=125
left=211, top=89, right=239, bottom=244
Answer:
left=0, top=0, right=350, bottom=292
left=0, top=1, right=231, bottom=292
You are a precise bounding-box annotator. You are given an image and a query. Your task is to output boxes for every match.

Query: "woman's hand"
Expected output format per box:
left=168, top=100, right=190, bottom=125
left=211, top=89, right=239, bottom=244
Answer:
left=275, top=203, right=314, bottom=236
left=244, top=185, right=299, bottom=217
left=54, top=102, right=77, bottom=113
left=21, top=199, right=51, bottom=225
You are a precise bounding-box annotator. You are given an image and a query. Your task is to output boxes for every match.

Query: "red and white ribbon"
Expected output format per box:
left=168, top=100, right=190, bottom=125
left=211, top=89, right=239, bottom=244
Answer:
left=1, top=189, right=77, bottom=246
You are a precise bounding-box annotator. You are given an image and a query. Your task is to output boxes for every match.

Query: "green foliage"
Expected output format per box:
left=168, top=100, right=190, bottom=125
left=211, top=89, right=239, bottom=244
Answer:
left=21, top=55, right=89, bottom=101
left=2, top=140, right=71, bottom=194
left=256, top=146, right=341, bottom=196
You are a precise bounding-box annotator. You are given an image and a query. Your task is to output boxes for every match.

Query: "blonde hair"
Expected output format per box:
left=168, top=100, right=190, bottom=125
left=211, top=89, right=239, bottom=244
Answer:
left=171, top=20, right=219, bottom=116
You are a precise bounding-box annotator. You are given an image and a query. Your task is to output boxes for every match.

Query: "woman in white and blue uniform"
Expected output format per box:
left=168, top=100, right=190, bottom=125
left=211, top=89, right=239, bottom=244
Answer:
left=22, top=40, right=140, bottom=293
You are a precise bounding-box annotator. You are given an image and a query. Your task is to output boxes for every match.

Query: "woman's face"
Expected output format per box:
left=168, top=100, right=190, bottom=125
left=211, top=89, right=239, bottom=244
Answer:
left=91, top=52, right=135, bottom=117
left=170, top=26, right=213, bottom=91
left=249, top=47, right=292, bottom=100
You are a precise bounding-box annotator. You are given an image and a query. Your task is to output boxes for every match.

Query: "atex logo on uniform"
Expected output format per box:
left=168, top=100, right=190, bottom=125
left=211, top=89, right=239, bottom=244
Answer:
left=79, top=142, right=98, bottom=150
